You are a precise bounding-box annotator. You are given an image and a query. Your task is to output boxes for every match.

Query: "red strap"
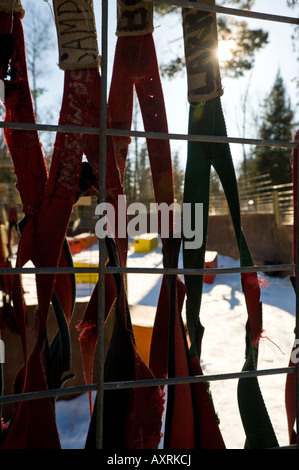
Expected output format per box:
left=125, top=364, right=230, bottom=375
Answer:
left=33, top=69, right=97, bottom=336
left=107, top=32, right=225, bottom=449
left=150, top=271, right=225, bottom=448
left=167, top=279, right=196, bottom=449
left=1, top=345, right=61, bottom=449
left=33, top=67, right=126, bottom=333
left=125, top=343, right=165, bottom=449
left=189, top=357, right=226, bottom=449
left=108, top=34, right=175, bottom=210
left=73, top=33, right=170, bottom=446
left=1, top=13, right=48, bottom=219
left=77, top=271, right=117, bottom=413
left=0, top=12, right=61, bottom=448
left=241, top=272, right=263, bottom=347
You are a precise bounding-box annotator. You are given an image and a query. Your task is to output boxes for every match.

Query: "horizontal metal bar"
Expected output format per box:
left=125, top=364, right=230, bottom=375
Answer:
left=0, top=121, right=297, bottom=149
left=0, top=367, right=294, bottom=405
left=150, top=0, right=299, bottom=25
left=105, top=263, right=295, bottom=275
left=104, top=366, right=295, bottom=391
left=0, top=384, right=97, bottom=405
left=107, top=129, right=299, bottom=149
left=0, top=263, right=295, bottom=275
left=270, top=444, right=298, bottom=450
left=0, top=121, right=100, bottom=134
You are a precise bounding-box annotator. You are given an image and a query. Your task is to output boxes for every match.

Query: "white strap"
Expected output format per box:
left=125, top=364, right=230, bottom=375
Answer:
left=116, top=0, right=154, bottom=37
left=53, top=0, right=100, bottom=71
left=183, top=0, right=223, bottom=103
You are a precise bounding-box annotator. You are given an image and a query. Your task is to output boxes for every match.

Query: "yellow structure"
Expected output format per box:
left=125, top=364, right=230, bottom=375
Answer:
left=73, top=262, right=98, bottom=284
left=134, top=233, right=158, bottom=253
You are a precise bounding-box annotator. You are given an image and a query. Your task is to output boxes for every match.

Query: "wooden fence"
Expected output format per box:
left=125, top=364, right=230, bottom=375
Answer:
left=209, top=173, right=294, bottom=225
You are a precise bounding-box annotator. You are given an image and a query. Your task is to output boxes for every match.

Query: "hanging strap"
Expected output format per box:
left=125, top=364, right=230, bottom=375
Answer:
left=182, top=0, right=223, bottom=104
left=52, top=0, right=164, bottom=449
left=53, top=0, right=100, bottom=71
left=150, top=236, right=226, bottom=449
left=285, top=130, right=299, bottom=445
left=85, top=237, right=165, bottom=449
left=182, top=0, right=278, bottom=449
left=82, top=1, right=173, bottom=448
left=109, top=3, right=191, bottom=448
left=0, top=8, right=75, bottom=448
left=77, top=268, right=117, bottom=415
left=106, top=1, right=225, bottom=449
left=184, top=98, right=278, bottom=452
left=81, top=0, right=190, bottom=448
left=33, top=0, right=126, bottom=336
left=0, top=5, right=75, bottom=362
left=108, top=33, right=175, bottom=209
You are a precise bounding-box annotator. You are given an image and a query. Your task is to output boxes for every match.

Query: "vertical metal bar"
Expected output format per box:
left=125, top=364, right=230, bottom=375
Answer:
left=95, top=0, right=108, bottom=450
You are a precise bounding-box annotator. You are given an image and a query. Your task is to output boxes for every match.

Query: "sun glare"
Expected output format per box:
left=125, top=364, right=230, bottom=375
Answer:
left=217, top=40, right=236, bottom=64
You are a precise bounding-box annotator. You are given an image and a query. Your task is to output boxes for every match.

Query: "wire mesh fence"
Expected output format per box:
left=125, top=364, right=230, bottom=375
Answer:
left=0, top=0, right=298, bottom=451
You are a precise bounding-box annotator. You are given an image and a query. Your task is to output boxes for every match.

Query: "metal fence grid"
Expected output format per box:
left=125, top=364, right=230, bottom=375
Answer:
left=0, top=0, right=298, bottom=451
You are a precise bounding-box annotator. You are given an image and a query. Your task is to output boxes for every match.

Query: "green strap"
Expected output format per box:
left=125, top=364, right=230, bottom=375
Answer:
left=183, top=97, right=278, bottom=448
left=183, top=98, right=254, bottom=357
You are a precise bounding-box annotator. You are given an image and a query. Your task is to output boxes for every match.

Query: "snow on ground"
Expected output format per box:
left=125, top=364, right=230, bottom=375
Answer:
left=126, top=247, right=295, bottom=449
left=21, top=242, right=296, bottom=449
left=196, top=258, right=295, bottom=449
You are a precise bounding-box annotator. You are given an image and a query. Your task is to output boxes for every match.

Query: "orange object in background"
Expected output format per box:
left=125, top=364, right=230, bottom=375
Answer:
left=130, top=305, right=156, bottom=366
left=75, top=233, right=97, bottom=250
left=68, top=238, right=82, bottom=255
left=68, top=233, right=97, bottom=255
left=132, top=324, right=152, bottom=366
left=204, top=251, right=218, bottom=284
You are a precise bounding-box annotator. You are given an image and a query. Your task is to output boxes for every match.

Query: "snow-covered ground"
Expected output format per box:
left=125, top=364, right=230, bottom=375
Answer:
left=21, top=242, right=296, bottom=449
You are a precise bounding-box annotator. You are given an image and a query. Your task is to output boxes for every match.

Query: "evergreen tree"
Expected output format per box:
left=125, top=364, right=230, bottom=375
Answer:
left=251, top=71, right=294, bottom=185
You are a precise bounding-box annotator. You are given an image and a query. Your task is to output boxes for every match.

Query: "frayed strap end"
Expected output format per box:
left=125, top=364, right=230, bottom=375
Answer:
left=241, top=272, right=264, bottom=345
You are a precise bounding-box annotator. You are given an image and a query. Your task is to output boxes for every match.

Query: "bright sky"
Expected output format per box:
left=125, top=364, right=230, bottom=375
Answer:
left=22, top=1, right=298, bottom=171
